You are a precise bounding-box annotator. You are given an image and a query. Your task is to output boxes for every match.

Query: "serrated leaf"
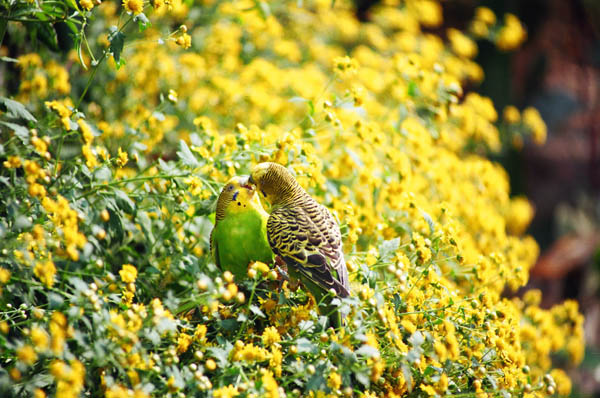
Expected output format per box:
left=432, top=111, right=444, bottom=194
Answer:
left=249, top=304, right=265, bottom=318
left=177, top=140, right=199, bottom=167
left=219, top=318, right=238, bottom=331
left=379, top=237, right=400, bottom=261
left=114, top=189, right=135, bottom=213
left=354, top=370, right=370, bottom=387
left=134, top=13, right=150, bottom=31
left=306, top=373, right=326, bottom=391
left=402, top=364, right=413, bottom=392
left=137, top=211, right=154, bottom=243
left=207, top=345, right=231, bottom=367
left=296, top=338, right=316, bottom=353
left=69, top=277, right=88, bottom=292
left=94, top=166, right=112, bottom=181
left=0, top=121, right=29, bottom=144
left=48, top=292, right=64, bottom=308
left=356, top=344, right=380, bottom=358
left=35, top=22, right=59, bottom=51
left=0, top=98, right=36, bottom=122
left=419, top=209, right=435, bottom=234
left=108, top=27, right=125, bottom=64
left=408, top=330, right=424, bottom=347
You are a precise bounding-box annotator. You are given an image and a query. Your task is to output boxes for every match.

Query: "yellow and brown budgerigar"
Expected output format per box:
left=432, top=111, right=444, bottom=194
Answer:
left=248, top=162, right=350, bottom=327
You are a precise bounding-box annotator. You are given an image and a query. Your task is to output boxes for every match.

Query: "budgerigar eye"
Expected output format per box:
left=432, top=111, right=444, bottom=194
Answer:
left=228, top=185, right=234, bottom=191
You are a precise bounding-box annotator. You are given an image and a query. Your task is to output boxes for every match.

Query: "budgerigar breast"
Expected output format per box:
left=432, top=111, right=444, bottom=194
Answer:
left=267, top=196, right=349, bottom=297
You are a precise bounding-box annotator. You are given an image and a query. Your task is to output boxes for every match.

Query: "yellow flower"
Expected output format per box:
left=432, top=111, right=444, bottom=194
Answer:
left=327, top=371, right=342, bottom=390
left=333, top=56, right=359, bottom=76
left=122, top=0, right=144, bottom=14
left=0, top=267, right=10, bottom=284
left=475, top=7, right=496, bottom=25
left=506, top=197, right=534, bottom=235
left=34, top=260, right=57, bottom=288
left=77, top=119, right=94, bottom=144
left=82, top=144, right=99, bottom=169
left=116, top=147, right=129, bottom=167
left=447, top=28, right=477, bottom=58
left=497, top=14, right=527, bottom=51
left=31, top=326, right=50, bottom=350
left=205, top=358, right=217, bottom=371
left=213, top=385, right=238, bottom=398
left=176, top=333, right=192, bottom=354
left=80, top=0, right=94, bottom=10
left=262, top=370, right=280, bottom=398
left=503, top=105, right=520, bottom=124
left=522, top=107, right=547, bottom=144
left=33, top=389, right=46, bottom=398
left=167, top=89, right=178, bottom=103
left=412, top=0, right=443, bottom=27
left=3, top=155, right=22, bottom=169
left=176, top=33, right=192, bottom=49
left=17, top=345, right=37, bottom=365
left=261, top=326, right=281, bottom=347
left=119, top=264, right=138, bottom=283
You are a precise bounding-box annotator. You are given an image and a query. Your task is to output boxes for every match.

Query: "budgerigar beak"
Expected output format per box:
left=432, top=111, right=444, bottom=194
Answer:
left=240, top=175, right=254, bottom=190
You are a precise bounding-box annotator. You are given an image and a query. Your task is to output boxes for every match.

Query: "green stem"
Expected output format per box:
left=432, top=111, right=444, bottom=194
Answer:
left=11, top=277, right=73, bottom=298
left=76, top=173, right=192, bottom=200
left=75, top=51, right=104, bottom=109
left=175, top=292, right=210, bottom=315
left=75, top=16, right=133, bottom=109
left=0, top=7, right=10, bottom=49
left=236, top=279, right=258, bottom=340
left=53, top=129, right=66, bottom=177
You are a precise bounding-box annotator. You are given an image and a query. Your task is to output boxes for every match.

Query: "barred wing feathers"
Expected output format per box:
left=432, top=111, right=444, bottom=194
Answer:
left=267, top=201, right=349, bottom=298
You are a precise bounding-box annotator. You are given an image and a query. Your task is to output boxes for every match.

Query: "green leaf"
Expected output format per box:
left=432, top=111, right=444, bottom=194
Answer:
left=296, top=338, right=316, bottom=354
left=35, top=22, right=60, bottom=51
left=356, top=344, right=379, bottom=358
left=257, top=1, right=270, bottom=17
left=378, top=237, right=400, bottom=261
left=64, top=0, right=79, bottom=10
left=419, top=209, right=435, bottom=234
left=354, top=370, right=370, bottom=387
left=207, top=345, right=231, bottom=368
left=134, top=13, right=150, bottom=32
left=114, top=189, right=135, bottom=213
left=0, top=121, right=29, bottom=143
left=177, top=140, right=199, bottom=168
left=0, top=97, right=37, bottom=122
left=306, top=367, right=326, bottom=391
left=137, top=211, right=154, bottom=243
left=408, top=80, right=418, bottom=97
left=108, top=26, right=126, bottom=64
left=249, top=304, right=265, bottom=318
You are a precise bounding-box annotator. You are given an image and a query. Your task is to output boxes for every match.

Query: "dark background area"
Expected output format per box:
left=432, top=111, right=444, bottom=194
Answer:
left=360, top=0, right=600, bottom=395
left=455, top=1, right=600, bottom=395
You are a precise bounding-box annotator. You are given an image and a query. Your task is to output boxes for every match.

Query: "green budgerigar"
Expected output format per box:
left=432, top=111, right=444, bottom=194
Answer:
left=248, top=162, right=350, bottom=327
left=210, top=176, right=274, bottom=280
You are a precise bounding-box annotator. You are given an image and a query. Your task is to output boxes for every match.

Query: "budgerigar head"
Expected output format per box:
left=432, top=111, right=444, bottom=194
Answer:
left=248, top=162, right=300, bottom=205
left=215, top=176, right=262, bottom=221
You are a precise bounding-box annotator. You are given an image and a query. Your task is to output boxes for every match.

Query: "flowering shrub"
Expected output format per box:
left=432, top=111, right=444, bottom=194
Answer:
left=0, top=1, right=583, bottom=398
